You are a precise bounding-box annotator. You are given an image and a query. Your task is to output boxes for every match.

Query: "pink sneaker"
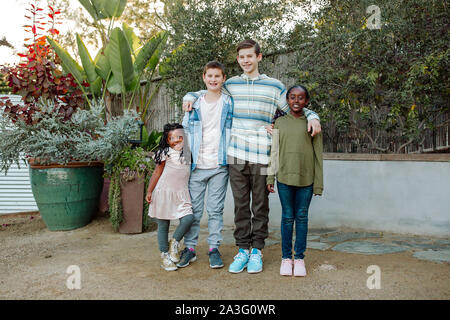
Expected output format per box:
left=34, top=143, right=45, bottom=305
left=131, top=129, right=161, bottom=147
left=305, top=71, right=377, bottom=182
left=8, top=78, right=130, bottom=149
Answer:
left=294, top=259, right=306, bottom=277
left=280, top=259, right=293, bottom=276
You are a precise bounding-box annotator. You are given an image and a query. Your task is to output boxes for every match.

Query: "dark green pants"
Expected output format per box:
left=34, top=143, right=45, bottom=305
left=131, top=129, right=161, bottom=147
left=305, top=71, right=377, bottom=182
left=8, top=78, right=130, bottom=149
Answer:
left=228, top=157, right=270, bottom=250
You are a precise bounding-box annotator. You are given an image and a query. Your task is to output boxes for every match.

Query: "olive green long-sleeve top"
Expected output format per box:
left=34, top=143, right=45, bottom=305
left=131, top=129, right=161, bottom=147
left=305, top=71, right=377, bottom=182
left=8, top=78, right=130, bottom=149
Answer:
left=267, top=113, right=323, bottom=195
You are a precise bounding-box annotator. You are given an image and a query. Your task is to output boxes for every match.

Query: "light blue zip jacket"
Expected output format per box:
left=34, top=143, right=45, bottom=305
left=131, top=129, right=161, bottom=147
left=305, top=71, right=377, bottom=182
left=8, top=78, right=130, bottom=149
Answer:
left=182, top=93, right=233, bottom=171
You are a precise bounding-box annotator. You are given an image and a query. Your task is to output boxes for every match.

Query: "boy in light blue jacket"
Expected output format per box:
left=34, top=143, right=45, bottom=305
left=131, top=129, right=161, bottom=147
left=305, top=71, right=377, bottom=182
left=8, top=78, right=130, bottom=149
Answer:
left=178, top=61, right=233, bottom=269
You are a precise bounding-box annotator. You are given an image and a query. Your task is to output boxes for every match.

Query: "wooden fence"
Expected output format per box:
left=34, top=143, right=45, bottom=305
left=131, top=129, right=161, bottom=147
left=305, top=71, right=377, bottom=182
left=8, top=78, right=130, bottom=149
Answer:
left=321, top=112, right=449, bottom=154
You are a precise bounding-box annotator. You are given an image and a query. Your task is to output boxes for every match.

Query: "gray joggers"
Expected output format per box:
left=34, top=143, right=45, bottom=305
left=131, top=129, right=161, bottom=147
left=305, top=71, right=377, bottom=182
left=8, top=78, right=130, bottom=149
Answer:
left=183, top=165, right=229, bottom=250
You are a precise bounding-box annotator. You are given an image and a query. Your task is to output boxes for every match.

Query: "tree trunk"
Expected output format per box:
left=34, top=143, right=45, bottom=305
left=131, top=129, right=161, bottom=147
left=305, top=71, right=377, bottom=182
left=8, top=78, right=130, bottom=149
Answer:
left=105, top=91, right=113, bottom=122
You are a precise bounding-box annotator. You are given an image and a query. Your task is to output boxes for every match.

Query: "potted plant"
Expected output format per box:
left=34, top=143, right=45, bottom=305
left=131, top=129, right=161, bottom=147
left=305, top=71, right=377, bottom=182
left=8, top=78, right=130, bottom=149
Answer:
left=105, top=146, right=156, bottom=234
left=1, top=0, right=177, bottom=233
left=0, top=2, right=143, bottom=231
left=0, top=97, right=140, bottom=231
left=98, top=126, right=162, bottom=214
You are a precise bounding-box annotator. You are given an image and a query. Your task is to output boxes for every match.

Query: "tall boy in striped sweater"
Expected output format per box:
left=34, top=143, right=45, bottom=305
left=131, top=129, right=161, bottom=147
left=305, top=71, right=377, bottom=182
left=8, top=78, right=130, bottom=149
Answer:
left=182, top=39, right=321, bottom=274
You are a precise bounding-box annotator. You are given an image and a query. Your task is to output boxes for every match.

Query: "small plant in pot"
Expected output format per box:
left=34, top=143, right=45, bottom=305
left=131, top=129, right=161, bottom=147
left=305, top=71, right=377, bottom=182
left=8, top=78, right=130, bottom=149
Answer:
left=105, top=146, right=157, bottom=234
left=97, top=127, right=162, bottom=233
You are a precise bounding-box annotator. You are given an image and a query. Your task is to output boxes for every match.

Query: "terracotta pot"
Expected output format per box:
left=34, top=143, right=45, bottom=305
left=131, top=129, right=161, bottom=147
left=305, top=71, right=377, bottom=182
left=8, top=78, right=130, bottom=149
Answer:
left=118, top=176, right=145, bottom=234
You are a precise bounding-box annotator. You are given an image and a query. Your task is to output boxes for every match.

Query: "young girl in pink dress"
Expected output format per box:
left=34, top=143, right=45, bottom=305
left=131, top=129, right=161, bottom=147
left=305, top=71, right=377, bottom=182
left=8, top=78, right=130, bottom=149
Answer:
left=146, top=123, right=194, bottom=271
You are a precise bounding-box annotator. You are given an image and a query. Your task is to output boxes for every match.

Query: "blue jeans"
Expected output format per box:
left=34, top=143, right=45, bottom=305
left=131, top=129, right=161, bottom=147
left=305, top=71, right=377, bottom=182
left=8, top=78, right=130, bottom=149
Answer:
left=183, top=166, right=229, bottom=249
left=277, top=181, right=313, bottom=259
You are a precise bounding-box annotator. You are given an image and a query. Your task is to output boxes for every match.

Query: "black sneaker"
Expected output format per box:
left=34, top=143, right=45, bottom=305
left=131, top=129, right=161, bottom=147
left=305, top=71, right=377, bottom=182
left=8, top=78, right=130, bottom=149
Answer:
left=176, top=248, right=197, bottom=268
left=208, top=248, right=224, bottom=269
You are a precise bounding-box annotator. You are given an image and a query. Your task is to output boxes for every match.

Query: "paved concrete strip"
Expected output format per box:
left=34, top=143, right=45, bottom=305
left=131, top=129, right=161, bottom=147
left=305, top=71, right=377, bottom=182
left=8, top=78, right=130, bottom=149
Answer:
left=308, top=228, right=339, bottom=236
left=331, top=241, right=408, bottom=255
left=307, top=241, right=333, bottom=251
left=389, top=240, right=450, bottom=250
left=265, top=239, right=281, bottom=247
left=320, top=232, right=383, bottom=243
left=266, top=233, right=320, bottom=241
left=413, top=250, right=450, bottom=263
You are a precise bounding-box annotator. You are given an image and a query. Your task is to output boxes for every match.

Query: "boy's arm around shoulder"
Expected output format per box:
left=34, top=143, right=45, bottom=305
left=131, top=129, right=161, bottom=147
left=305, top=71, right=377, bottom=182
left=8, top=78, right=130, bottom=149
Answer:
left=277, top=82, right=290, bottom=114
left=182, top=110, right=190, bottom=129
left=183, top=90, right=206, bottom=103
left=181, top=111, right=192, bottom=151
left=304, top=107, right=322, bottom=137
left=312, top=132, right=324, bottom=195
left=303, top=107, right=320, bottom=121
left=182, top=90, right=206, bottom=111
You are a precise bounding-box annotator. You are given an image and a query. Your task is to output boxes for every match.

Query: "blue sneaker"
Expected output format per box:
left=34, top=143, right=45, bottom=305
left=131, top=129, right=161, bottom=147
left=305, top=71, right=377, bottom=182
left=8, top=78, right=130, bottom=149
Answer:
left=228, top=248, right=249, bottom=273
left=208, top=248, right=224, bottom=269
left=176, top=248, right=197, bottom=268
left=247, top=248, right=263, bottom=273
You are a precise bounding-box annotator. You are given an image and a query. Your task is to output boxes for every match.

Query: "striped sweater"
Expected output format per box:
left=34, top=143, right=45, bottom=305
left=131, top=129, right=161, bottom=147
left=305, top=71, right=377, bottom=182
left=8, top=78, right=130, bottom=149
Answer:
left=183, top=74, right=320, bottom=164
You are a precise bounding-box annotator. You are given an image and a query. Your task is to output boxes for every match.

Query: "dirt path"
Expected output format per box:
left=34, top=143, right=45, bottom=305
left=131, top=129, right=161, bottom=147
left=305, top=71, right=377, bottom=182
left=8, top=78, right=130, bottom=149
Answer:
left=0, top=212, right=449, bottom=300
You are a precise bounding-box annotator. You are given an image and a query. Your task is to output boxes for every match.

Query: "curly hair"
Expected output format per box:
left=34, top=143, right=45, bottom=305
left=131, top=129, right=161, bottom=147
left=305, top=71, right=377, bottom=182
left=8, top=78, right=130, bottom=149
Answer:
left=154, top=123, right=185, bottom=164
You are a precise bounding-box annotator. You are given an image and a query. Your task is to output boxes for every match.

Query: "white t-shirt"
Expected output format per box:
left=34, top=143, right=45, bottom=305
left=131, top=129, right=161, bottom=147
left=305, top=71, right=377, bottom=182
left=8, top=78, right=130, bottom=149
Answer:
left=197, top=95, right=223, bottom=169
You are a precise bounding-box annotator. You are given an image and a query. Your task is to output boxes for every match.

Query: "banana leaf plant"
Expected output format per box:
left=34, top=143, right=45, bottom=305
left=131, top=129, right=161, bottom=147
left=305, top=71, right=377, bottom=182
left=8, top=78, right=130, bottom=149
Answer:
left=46, top=0, right=169, bottom=123
left=141, top=128, right=163, bottom=152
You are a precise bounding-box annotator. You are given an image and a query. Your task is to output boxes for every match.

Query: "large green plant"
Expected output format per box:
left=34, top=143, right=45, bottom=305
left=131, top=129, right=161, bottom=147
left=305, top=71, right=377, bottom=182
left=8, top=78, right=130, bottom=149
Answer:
left=158, top=0, right=295, bottom=104
left=47, top=0, right=169, bottom=121
left=290, top=0, right=449, bottom=153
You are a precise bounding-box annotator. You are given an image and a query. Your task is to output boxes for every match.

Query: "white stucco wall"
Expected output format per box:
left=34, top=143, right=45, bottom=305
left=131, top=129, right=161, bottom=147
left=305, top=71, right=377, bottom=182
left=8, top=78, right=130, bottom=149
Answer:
left=218, top=159, right=450, bottom=237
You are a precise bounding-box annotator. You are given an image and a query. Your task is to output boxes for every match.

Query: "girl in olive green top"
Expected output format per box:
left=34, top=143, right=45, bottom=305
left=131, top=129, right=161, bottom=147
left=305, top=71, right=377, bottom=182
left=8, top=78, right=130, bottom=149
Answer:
left=267, top=85, right=323, bottom=277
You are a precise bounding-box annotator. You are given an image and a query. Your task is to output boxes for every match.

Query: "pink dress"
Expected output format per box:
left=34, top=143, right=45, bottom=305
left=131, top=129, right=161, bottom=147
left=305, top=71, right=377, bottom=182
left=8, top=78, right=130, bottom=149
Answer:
left=148, top=148, right=193, bottom=220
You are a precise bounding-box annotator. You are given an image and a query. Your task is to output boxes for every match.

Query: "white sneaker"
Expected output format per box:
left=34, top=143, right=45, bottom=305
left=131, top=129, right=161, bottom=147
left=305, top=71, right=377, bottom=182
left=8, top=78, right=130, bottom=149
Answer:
left=169, top=239, right=180, bottom=263
left=161, top=252, right=177, bottom=271
left=294, top=259, right=306, bottom=277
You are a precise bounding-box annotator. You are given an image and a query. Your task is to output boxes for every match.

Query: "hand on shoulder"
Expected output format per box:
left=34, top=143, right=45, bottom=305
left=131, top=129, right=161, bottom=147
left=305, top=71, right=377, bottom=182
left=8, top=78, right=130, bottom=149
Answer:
left=308, top=119, right=322, bottom=137
left=182, top=101, right=193, bottom=112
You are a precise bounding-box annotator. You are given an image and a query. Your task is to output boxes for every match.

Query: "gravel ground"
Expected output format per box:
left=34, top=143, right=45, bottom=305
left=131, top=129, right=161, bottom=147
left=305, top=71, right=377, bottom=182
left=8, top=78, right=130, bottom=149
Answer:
left=0, top=212, right=449, bottom=300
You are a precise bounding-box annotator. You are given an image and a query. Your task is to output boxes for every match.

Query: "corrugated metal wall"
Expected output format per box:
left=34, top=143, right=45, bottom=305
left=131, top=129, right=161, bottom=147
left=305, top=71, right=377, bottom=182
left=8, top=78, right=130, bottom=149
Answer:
left=0, top=94, right=38, bottom=214
left=0, top=162, right=38, bottom=214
